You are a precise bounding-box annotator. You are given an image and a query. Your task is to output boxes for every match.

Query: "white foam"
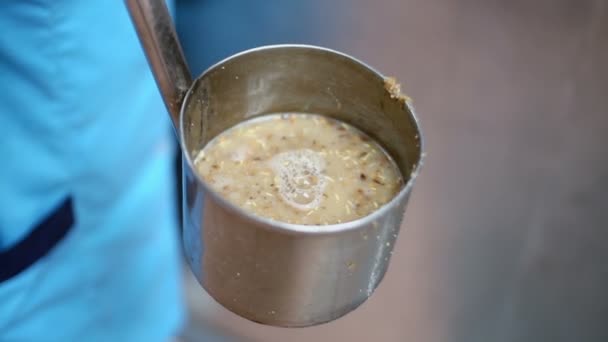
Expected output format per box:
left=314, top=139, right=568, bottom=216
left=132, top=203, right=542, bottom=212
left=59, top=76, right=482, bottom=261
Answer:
left=269, top=149, right=326, bottom=211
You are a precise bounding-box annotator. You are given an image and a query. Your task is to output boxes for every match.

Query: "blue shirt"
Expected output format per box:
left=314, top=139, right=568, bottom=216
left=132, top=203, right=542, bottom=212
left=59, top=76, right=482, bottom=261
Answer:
left=0, top=1, right=184, bottom=340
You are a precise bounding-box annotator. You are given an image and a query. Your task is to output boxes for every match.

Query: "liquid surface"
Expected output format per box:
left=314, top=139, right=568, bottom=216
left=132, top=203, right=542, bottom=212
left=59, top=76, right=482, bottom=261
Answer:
left=194, top=113, right=403, bottom=225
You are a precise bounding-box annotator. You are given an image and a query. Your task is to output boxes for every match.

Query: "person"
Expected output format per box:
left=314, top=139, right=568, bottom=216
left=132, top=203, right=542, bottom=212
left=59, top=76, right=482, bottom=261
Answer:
left=0, top=2, right=184, bottom=341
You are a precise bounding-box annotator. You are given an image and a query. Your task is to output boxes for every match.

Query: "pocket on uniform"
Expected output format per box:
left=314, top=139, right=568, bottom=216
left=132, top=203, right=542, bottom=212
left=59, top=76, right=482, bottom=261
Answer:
left=0, top=196, right=75, bottom=283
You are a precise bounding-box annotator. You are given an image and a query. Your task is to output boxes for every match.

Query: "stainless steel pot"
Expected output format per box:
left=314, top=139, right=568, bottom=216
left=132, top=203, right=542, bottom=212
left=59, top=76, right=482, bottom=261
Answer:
left=126, top=0, right=424, bottom=327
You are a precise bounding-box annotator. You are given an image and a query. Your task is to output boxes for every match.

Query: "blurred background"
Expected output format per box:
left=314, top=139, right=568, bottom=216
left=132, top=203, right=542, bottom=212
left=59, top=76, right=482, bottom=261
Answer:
left=173, top=0, right=608, bottom=341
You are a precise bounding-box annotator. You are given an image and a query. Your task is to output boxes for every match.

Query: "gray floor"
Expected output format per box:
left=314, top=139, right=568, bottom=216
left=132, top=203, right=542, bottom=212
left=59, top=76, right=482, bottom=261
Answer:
left=180, top=0, right=608, bottom=341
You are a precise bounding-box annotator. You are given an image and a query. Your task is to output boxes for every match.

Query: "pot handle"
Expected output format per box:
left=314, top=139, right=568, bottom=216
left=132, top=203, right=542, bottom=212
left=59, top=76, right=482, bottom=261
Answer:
left=125, top=0, right=192, bottom=132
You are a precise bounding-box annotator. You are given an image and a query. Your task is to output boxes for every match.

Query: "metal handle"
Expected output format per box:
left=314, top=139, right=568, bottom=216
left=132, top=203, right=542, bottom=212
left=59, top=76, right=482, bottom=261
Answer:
left=125, top=0, right=192, bottom=131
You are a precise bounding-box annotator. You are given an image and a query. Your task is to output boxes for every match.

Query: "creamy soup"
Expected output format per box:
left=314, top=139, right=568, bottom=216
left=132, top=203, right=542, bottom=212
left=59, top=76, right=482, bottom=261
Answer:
left=194, top=113, right=403, bottom=225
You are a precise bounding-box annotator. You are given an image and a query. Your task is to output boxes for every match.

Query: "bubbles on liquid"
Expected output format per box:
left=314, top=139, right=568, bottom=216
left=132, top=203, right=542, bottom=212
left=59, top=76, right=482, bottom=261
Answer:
left=269, top=149, right=326, bottom=211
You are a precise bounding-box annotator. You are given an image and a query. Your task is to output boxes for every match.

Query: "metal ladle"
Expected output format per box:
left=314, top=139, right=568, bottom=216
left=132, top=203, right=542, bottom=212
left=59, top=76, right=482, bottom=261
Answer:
left=125, top=0, right=424, bottom=327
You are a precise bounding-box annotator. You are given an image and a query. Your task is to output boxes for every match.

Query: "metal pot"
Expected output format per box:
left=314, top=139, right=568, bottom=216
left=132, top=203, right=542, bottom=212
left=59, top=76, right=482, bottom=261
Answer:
left=126, top=0, right=424, bottom=327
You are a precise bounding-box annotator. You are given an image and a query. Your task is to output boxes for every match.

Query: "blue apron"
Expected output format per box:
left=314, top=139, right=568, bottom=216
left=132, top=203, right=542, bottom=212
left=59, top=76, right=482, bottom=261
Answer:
left=0, top=2, right=184, bottom=341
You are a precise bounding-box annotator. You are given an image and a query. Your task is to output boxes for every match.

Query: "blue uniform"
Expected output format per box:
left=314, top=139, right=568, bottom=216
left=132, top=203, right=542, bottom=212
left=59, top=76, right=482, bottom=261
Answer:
left=0, top=1, right=184, bottom=341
